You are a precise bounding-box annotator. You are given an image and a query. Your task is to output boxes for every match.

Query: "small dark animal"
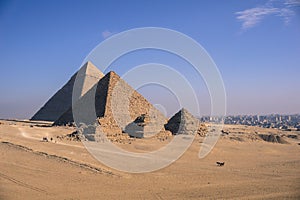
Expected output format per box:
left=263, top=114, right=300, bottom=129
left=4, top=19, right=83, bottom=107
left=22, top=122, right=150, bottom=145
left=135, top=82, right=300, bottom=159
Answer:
left=216, top=161, right=225, bottom=166
left=221, top=130, right=229, bottom=135
left=42, top=137, right=48, bottom=142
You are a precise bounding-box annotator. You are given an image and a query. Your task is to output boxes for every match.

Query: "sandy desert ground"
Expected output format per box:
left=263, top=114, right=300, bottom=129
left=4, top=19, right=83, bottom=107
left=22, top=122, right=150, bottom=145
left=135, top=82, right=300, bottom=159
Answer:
left=0, top=119, right=299, bottom=199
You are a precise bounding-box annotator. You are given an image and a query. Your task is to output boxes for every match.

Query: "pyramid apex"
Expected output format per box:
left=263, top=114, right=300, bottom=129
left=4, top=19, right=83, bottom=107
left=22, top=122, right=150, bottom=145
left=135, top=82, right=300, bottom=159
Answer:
left=73, top=61, right=105, bottom=101
left=180, top=108, right=188, bottom=112
left=79, top=61, right=104, bottom=77
left=86, top=60, right=93, bottom=65
left=107, top=71, right=118, bottom=76
left=105, top=71, right=120, bottom=79
left=84, top=61, right=96, bottom=69
left=180, top=108, right=193, bottom=115
left=173, top=108, right=190, bottom=115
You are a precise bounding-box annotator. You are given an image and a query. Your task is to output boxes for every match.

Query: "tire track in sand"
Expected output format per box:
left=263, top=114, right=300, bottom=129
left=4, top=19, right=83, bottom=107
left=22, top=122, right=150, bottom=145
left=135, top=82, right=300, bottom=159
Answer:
left=0, top=172, right=48, bottom=194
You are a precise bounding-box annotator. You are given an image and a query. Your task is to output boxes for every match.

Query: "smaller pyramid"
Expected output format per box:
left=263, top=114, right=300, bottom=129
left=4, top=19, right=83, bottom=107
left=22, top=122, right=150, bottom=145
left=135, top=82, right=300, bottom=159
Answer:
left=165, top=108, right=199, bottom=135
left=31, top=61, right=104, bottom=121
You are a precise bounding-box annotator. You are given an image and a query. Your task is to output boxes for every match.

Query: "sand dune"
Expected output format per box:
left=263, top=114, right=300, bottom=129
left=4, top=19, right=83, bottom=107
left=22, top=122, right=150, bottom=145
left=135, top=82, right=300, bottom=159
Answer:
left=0, top=120, right=299, bottom=199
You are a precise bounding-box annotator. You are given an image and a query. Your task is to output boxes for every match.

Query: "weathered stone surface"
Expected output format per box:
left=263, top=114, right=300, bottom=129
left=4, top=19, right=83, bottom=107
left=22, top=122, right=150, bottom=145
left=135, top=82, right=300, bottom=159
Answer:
left=198, top=123, right=208, bottom=137
left=31, top=61, right=104, bottom=121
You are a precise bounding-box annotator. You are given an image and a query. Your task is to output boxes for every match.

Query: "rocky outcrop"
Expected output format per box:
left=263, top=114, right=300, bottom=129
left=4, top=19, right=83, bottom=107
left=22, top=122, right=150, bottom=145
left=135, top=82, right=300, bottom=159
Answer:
left=258, top=134, right=288, bottom=144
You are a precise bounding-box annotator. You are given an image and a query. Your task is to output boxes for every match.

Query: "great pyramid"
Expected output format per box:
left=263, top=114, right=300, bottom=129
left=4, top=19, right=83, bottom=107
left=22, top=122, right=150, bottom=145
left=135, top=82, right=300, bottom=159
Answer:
left=31, top=61, right=104, bottom=121
left=53, top=71, right=167, bottom=136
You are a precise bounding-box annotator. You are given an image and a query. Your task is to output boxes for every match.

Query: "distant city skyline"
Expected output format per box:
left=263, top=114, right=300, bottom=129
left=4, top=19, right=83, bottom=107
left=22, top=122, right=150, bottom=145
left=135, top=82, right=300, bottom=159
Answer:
left=0, top=0, right=299, bottom=119
left=201, top=113, right=300, bottom=131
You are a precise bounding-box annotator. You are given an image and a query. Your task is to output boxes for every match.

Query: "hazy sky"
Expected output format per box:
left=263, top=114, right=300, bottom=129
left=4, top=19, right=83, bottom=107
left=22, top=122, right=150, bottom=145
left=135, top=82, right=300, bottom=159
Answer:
left=0, top=0, right=299, bottom=119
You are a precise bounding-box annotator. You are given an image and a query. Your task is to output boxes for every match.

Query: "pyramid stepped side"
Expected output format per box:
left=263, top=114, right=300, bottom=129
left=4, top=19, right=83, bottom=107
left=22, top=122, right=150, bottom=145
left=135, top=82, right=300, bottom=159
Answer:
left=102, top=72, right=167, bottom=132
left=31, top=61, right=103, bottom=121
left=165, top=108, right=200, bottom=135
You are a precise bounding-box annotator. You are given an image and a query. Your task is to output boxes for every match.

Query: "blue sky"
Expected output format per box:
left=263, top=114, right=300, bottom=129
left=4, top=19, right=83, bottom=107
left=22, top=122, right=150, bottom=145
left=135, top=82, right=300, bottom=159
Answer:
left=0, top=0, right=299, bottom=119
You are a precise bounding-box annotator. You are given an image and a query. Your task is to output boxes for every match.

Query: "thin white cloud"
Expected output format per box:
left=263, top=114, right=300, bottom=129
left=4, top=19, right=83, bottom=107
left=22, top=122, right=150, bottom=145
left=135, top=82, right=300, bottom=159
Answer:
left=236, top=0, right=299, bottom=30
left=278, top=7, right=295, bottom=24
left=284, top=0, right=300, bottom=6
left=102, top=30, right=114, bottom=39
left=236, top=7, right=279, bottom=29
